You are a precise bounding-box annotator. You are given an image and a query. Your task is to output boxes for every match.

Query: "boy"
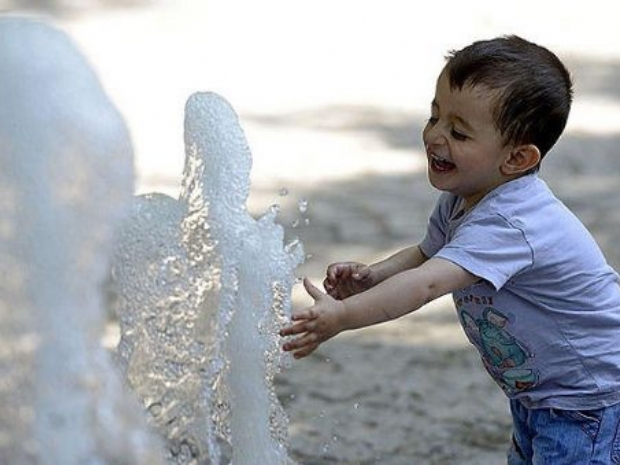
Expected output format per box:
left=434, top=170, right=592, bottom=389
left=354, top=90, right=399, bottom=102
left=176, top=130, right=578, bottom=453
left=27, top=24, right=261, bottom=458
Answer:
left=280, top=36, right=620, bottom=464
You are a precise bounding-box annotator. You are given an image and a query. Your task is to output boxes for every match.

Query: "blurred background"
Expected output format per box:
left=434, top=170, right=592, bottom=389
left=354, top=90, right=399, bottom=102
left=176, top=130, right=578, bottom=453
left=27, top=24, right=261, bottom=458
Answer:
left=2, top=1, right=619, bottom=463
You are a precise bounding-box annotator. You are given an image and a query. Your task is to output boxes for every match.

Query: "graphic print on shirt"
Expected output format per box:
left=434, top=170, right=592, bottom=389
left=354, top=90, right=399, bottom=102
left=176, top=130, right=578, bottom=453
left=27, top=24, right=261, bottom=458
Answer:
left=459, top=306, right=539, bottom=395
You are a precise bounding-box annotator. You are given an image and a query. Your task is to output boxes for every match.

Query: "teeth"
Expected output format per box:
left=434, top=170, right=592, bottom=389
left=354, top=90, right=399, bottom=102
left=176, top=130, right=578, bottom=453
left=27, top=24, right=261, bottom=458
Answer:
left=431, top=153, right=450, bottom=163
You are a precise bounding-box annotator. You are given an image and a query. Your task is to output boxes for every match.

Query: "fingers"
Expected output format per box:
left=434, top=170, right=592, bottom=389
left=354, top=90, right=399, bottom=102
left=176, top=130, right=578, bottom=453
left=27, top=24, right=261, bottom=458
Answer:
left=326, top=262, right=350, bottom=282
left=323, top=277, right=341, bottom=299
left=303, top=277, right=325, bottom=300
left=279, top=305, right=322, bottom=358
left=325, top=262, right=366, bottom=298
left=291, top=342, right=320, bottom=359
left=282, top=274, right=344, bottom=359
left=324, top=276, right=346, bottom=299
left=279, top=317, right=316, bottom=337
left=327, top=262, right=369, bottom=282
left=281, top=332, right=320, bottom=358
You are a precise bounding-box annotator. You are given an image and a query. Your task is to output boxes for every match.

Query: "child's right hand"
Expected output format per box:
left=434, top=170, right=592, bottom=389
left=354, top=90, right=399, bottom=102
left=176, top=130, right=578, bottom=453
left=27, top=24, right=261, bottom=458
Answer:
left=323, top=261, right=375, bottom=299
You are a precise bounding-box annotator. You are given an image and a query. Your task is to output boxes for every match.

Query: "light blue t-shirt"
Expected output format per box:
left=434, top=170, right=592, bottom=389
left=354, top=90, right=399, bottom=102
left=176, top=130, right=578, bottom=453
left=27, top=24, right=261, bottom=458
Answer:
left=420, top=174, right=620, bottom=410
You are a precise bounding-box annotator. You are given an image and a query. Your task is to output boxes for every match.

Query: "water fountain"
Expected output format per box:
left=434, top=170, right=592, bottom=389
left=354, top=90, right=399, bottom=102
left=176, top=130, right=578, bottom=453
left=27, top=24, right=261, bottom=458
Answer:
left=0, top=17, right=164, bottom=464
left=0, top=14, right=303, bottom=465
left=111, top=92, right=304, bottom=464
left=0, top=14, right=304, bottom=465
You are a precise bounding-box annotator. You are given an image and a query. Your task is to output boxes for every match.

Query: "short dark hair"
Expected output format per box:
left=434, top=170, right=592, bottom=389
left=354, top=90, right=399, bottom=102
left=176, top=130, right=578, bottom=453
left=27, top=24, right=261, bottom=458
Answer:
left=445, top=35, right=573, bottom=163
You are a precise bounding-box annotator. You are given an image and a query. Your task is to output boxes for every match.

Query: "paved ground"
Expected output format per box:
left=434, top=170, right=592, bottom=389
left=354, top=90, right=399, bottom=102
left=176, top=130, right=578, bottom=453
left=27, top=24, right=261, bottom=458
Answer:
left=12, top=1, right=620, bottom=463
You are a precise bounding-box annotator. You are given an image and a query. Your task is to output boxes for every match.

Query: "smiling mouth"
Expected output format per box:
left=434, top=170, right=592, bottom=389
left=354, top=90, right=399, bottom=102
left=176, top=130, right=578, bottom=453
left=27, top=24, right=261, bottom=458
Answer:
left=430, top=153, right=456, bottom=172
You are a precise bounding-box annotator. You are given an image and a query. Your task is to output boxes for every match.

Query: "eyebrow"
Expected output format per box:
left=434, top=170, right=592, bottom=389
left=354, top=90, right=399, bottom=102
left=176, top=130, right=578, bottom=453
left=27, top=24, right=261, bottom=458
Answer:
left=431, top=99, right=475, bottom=132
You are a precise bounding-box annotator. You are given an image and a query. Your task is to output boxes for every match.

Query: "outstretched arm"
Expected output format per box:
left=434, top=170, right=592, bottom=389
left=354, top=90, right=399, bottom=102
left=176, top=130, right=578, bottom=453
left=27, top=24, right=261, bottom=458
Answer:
left=367, top=245, right=429, bottom=283
left=281, top=257, right=478, bottom=358
left=324, top=245, right=429, bottom=299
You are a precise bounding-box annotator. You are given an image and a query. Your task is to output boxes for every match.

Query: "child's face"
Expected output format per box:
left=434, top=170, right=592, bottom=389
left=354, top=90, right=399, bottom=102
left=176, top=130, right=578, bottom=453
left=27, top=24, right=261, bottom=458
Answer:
left=422, top=69, right=513, bottom=209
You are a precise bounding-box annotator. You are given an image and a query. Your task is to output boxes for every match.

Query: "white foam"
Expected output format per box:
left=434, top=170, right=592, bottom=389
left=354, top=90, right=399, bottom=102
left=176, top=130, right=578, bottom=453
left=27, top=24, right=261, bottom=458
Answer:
left=112, top=92, right=303, bottom=463
left=0, top=16, right=163, bottom=464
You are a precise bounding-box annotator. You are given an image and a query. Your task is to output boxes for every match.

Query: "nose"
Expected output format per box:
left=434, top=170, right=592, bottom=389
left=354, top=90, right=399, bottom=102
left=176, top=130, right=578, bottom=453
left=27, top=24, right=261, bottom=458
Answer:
left=423, top=120, right=447, bottom=147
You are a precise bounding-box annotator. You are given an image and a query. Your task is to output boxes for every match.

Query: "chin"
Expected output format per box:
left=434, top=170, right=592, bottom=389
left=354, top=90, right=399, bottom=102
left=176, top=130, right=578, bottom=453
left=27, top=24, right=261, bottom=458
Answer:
left=428, top=172, right=453, bottom=193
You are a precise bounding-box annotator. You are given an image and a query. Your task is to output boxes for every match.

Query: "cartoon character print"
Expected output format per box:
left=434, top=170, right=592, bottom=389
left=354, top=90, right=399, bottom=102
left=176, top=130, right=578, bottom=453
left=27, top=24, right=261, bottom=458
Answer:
left=460, top=307, right=539, bottom=395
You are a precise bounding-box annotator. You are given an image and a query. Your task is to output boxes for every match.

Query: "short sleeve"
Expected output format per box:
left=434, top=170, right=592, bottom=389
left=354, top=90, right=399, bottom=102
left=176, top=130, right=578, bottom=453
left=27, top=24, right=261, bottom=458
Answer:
left=435, top=213, right=534, bottom=290
left=419, top=193, right=456, bottom=258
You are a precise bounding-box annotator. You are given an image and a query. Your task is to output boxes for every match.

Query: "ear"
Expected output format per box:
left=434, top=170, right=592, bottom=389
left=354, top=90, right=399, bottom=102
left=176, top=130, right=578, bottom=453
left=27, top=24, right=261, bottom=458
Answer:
left=501, top=144, right=541, bottom=175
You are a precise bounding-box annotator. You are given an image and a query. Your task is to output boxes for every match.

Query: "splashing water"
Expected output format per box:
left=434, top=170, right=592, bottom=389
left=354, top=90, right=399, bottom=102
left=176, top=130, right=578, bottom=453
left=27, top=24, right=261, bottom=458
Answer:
left=111, top=92, right=304, bottom=463
left=0, top=15, right=302, bottom=465
left=297, top=199, right=309, bottom=214
left=0, top=17, right=164, bottom=464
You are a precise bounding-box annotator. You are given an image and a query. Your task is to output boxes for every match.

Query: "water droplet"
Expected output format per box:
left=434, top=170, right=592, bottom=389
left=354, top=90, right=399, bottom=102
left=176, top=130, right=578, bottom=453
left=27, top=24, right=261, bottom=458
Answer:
left=284, top=238, right=300, bottom=254
left=303, top=218, right=310, bottom=226
left=297, top=198, right=308, bottom=214
left=291, top=219, right=300, bottom=228
left=353, top=402, right=360, bottom=409
left=278, top=187, right=289, bottom=196
left=148, top=402, right=163, bottom=417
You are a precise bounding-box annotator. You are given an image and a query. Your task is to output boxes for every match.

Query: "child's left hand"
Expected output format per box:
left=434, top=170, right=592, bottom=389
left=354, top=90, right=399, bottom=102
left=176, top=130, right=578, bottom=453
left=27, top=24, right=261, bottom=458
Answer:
left=280, top=278, right=347, bottom=359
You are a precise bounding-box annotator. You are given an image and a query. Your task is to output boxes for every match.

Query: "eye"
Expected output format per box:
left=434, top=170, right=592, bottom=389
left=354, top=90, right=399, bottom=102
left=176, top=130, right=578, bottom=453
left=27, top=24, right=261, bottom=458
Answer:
left=427, top=116, right=439, bottom=126
left=451, top=128, right=468, bottom=141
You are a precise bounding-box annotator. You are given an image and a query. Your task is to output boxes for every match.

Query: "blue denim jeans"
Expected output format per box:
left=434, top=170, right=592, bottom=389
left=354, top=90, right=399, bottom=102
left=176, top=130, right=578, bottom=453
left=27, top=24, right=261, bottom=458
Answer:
left=508, top=399, right=620, bottom=464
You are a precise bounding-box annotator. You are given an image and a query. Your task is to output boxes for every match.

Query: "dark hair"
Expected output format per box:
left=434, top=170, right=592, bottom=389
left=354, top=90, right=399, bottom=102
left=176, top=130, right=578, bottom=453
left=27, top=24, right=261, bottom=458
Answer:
left=445, top=35, right=573, bottom=165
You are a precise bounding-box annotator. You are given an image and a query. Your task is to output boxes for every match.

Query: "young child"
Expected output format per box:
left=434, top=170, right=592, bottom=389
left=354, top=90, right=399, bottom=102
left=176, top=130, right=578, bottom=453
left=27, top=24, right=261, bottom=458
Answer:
left=280, top=36, right=620, bottom=464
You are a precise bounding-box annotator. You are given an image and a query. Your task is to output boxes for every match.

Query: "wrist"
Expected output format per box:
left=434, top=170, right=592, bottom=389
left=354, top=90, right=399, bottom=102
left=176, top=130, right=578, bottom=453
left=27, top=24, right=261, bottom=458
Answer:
left=367, top=263, right=388, bottom=284
left=335, top=298, right=354, bottom=333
